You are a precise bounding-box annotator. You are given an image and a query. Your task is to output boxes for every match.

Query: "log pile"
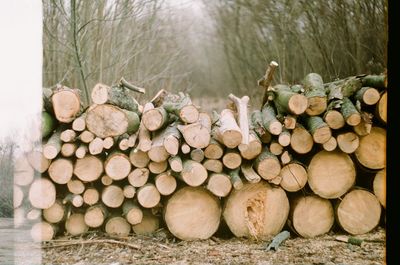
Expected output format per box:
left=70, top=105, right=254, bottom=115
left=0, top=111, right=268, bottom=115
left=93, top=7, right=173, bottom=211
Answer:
left=14, top=70, right=386, bottom=242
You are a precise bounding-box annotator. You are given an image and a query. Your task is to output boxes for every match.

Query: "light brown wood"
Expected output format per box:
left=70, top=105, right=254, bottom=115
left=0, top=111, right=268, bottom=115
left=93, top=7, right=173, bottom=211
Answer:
left=324, top=110, right=345, bottom=130
left=142, top=107, right=168, bottom=131
left=14, top=155, right=35, bottom=186
left=223, top=182, right=289, bottom=240
left=254, top=147, right=281, bottom=180
left=128, top=168, right=150, bottom=188
left=168, top=156, right=183, bottom=172
left=148, top=160, right=168, bottom=174
left=353, top=114, right=373, bottom=136
left=336, top=189, right=382, bottom=235
left=137, top=184, right=161, bottom=208
left=181, top=143, right=191, bottom=154
left=290, top=195, right=334, bottom=238
left=74, top=155, right=104, bottom=182
left=228, top=94, right=250, bottom=145
left=308, top=150, right=356, bottom=199
left=179, top=160, right=208, bottom=187
left=269, top=141, right=284, bottom=156
left=26, top=150, right=51, bottom=173
left=61, top=143, right=78, bottom=157
left=65, top=213, right=89, bottom=236
left=43, top=130, right=62, bottom=159
left=123, top=201, right=143, bottom=225
left=148, top=130, right=170, bottom=162
left=105, top=152, right=131, bottom=180
left=102, top=136, right=115, bottom=149
left=13, top=185, right=24, bottom=209
left=240, top=162, right=261, bottom=183
left=280, top=150, right=292, bottom=165
left=132, top=210, right=159, bottom=235
left=78, top=130, right=95, bottom=143
left=137, top=102, right=154, bottom=152
left=28, top=178, right=56, bottom=209
left=72, top=113, right=86, bottom=132
left=337, top=132, right=360, bottom=154
left=238, top=131, right=262, bottom=160
left=48, top=158, right=74, bottom=184
left=322, top=136, right=337, bottom=151
left=31, top=221, right=57, bottom=242
left=129, top=149, right=150, bottom=168
left=356, top=87, right=380, bottom=105
left=84, top=204, right=107, bottom=228
left=60, top=129, right=77, bottom=143
left=75, top=144, right=88, bottom=158
left=373, top=168, right=386, bottom=208
left=123, top=185, right=136, bottom=198
left=67, top=178, right=85, bottom=194
left=101, top=185, right=125, bottom=208
left=290, top=125, right=314, bottom=154
left=155, top=171, right=177, bottom=196
left=213, top=109, right=242, bottom=148
left=279, top=162, right=308, bottom=192
left=203, top=159, right=223, bottom=173
left=204, top=139, right=224, bottom=159
left=101, top=175, right=113, bottom=186
left=278, top=129, right=291, bottom=147
left=63, top=193, right=84, bottom=208
left=164, top=187, right=221, bottom=240
left=88, top=137, right=104, bottom=155
left=375, top=91, right=387, bottom=124
left=43, top=200, right=65, bottom=223
left=222, top=149, right=242, bottom=169
left=117, top=134, right=130, bottom=151
left=162, top=124, right=181, bottom=156
left=178, top=112, right=212, bottom=149
left=207, top=173, right=232, bottom=197
left=190, top=148, right=205, bottom=163
left=354, top=127, right=386, bottom=170
left=83, top=187, right=100, bottom=206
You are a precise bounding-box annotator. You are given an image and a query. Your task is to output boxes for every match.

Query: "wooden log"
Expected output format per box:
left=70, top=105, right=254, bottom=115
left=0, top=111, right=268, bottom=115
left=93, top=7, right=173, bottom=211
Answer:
left=30, top=221, right=57, bottom=242
left=340, top=97, right=361, bottom=126
left=60, top=129, right=76, bottom=143
left=63, top=193, right=84, bottom=208
left=240, top=162, right=261, bottom=183
left=302, top=73, right=327, bottom=116
left=269, top=141, right=283, bottom=156
left=355, top=87, right=380, bottom=105
left=14, top=155, right=35, bottom=186
left=228, top=94, right=250, bottom=144
left=308, top=150, right=356, bottom=199
left=148, top=160, right=168, bottom=174
left=101, top=175, right=113, bottom=186
left=336, top=189, right=382, bottom=235
left=123, top=201, right=143, bottom=225
left=102, top=185, right=125, bottom=208
left=323, top=109, right=345, bottom=130
left=26, top=149, right=51, bottom=173
left=91, top=83, right=139, bottom=112
left=272, top=84, right=308, bottom=115
left=207, top=173, right=232, bottom=197
left=84, top=204, right=107, bottom=228
left=290, top=124, right=314, bottom=154
left=51, top=86, right=82, bottom=123
left=13, top=185, right=24, bottom=209
left=279, top=162, right=308, bottom=192
left=129, top=149, right=150, bottom=168
left=162, top=124, right=181, bottom=156
left=168, top=156, right=183, bottom=172
left=178, top=160, right=208, bottom=187
left=238, top=130, right=262, bottom=160
left=304, top=116, right=332, bottom=144
left=190, top=148, right=205, bottom=163
left=222, top=149, right=242, bottom=169
left=283, top=115, right=297, bottom=130
left=78, top=130, right=95, bottom=143
left=65, top=213, right=89, bottom=236
left=204, top=139, right=224, bottom=159
left=202, top=159, right=223, bottom=173
left=375, top=91, right=387, bottom=124
left=280, top=150, right=292, bottom=165
left=251, top=110, right=272, bottom=142
left=132, top=210, right=159, bottom=235
left=228, top=168, right=244, bottom=190
left=213, top=109, right=242, bottom=148
left=128, top=168, right=150, bottom=188
left=82, top=187, right=100, bottom=206
left=155, top=171, right=177, bottom=196
left=88, top=137, right=104, bottom=155
left=28, top=178, right=56, bottom=209
left=337, top=132, right=360, bottom=154
left=75, top=144, right=88, bottom=158
left=354, top=127, right=386, bottom=170
left=277, top=128, right=291, bottom=147
left=43, top=200, right=66, bottom=224
left=42, top=111, right=56, bottom=138
left=72, top=112, right=86, bottom=132
left=180, top=142, right=191, bottom=154
left=48, top=158, right=73, bottom=184
left=362, top=74, right=386, bottom=89
left=74, top=155, right=104, bottom=182
left=162, top=93, right=199, bottom=123
left=178, top=112, right=212, bottom=149
left=66, top=179, right=85, bottom=194
left=254, top=146, right=281, bottom=180
left=102, top=136, right=115, bottom=150
left=43, top=130, right=62, bottom=159
left=142, top=107, right=169, bottom=132
left=289, top=195, right=334, bottom=238
left=105, top=152, right=131, bottom=181
left=86, top=104, right=140, bottom=138
left=223, top=182, right=289, bottom=240
left=164, top=186, right=221, bottom=240
left=258, top=61, right=279, bottom=107
left=353, top=112, right=373, bottom=136
left=148, top=130, right=170, bottom=163
left=261, top=103, right=282, bottom=135
left=322, top=136, right=337, bottom=151
left=137, top=183, right=161, bottom=208
left=117, top=133, right=131, bottom=151
left=61, top=143, right=78, bottom=157
left=137, top=102, right=154, bottom=152
left=26, top=209, right=42, bottom=222
left=327, top=77, right=362, bottom=99
left=373, top=168, right=386, bottom=208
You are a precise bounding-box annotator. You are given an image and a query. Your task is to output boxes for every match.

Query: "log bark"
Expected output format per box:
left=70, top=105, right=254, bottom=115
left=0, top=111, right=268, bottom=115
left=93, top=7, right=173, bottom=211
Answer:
left=337, top=132, right=360, bottom=154
left=355, top=87, right=380, bottom=105
left=207, top=173, right=232, bottom=197
left=84, top=204, right=107, bottom=228
left=65, top=213, right=89, bottom=236
left=373, top=168, right=386, bottom=208
left=48, top=158, right=73, bottom=184
left=204, top=139, right=224, bottom=159
left=178, top=160, right=208, bottom=187
left=178, top=112, right=212, bottom=149
left=362, top=74, right=386, bottom=89
left=168, top=156, right=183, bottom=172
left=228, top=94, right=250, bottom=144
left=162, top=93, right=199, bottom=123
left=304, top=116, right=332, bottom=144
left=190, top=148, right=205, bottom=162
left=336, top=189, right=382, bottom=235
left=279, top=162, right=308, bottom=192
left=327, top=77, right=362, bottom=99
left=43, top=200, right=66, bottom=224
left=155, top=171, right=177, bottom=196
left=261, top=103, right=282, bottom=135
left=213, top=109, right=242, bottom=148
left=14, top=155, right=35, bottom=186
left=272, top=84, right=308, bottom=115
left=148, top=129, right=170, bottom=162
left=74, top=155, right=104, bottom=182
left=137, top=102, right=154, bottom=152
left=101, top=185, right=125, bottom=208
left=137, top=183, right=161, bottom=208
left=148, top=160, right=168, bottom=174
left=322, top=136, right=338, bottom=151
left=132, top=210, right=159, bottom=235
left=88, top=137, right=104, bottom=155
left=308, top=150, right=356, bottom=199
left=82, top=188, right=100, bottom=206
left=129, top=149, right=150, bottom=168
left=72, top=112, right=86, bottom=132
left=128, top=168, right=150, bottom=188
left=290, top=124, right=314, bottom=154
left=91, top=83, right=139, bottom=112
left=222, top=149, right=242, bottom=169
left=238, top=130, right=262, bottom=160
left=42, top=111, right=56, bottom=138
left=223, top=182, right=289, bottom=240
left=164, top=186, right=221, bottom=240
left=61, top=143, right=78, bottom=157
left=254, top=146, right=281, bottom=180
left=142, top=107, right=169, bottom=131
left=51, top=86, right=82, bottom=123
left=289, top=195, right=334, bottom=238
left=354, top=127, right=386, bottom=170
left=162, top=124, right=181, bottom=156
left=28, top=178, right=56, bottom=209
left=375, top=91, right=387, bottom=124
left=240, top=162, right=261, bottom=183
left=228, top=168, right=244, bottom=190
left=123, top=201, right=143, bottom=225
left=43, top=130, right=62, bottom=159
left=30, top=221, right=57, bottom=242
left=104, top=152, right=131, bottom=180
left=66, top=179, right=85, bottom=194
left=203, top=159, right=223, bottom=173
left=340, top=97, right=361, bottom=126
left=302, top=73, right=327, bottom=116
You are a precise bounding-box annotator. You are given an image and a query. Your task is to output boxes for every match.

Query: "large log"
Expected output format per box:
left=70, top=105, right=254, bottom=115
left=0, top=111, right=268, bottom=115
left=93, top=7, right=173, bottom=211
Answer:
left=28, top=178, right=56, bottom=209
left=272, top=84, right=308, bottom=115
left=254, top=146, right=281, bottom=180
left=178, top=112, right=212, bottom=149
left=279, top=162, right=308, bottom=192
left=289, top=195, right=334, bottom=238
left=104, top=152, right=131, bottom=181
left=373, top=168, right=386, bottom=208
left=91, top=83, right=139, bottom=112
left=354, top=127, right=386, bottom=170
left=48, top=158, right=73, bottom=184
left=336, top=189, right=382, bottom=235
left=308, top=150, right=356, bottom=199
left=302, top=73, right=327, bottom=116
left=74, top=155, right=104, bottom=182
left=223, top=182, right=289, bottom=240
left=51, top=86, right=82, bottom=123
left=164, top=187, right=221, bottom=240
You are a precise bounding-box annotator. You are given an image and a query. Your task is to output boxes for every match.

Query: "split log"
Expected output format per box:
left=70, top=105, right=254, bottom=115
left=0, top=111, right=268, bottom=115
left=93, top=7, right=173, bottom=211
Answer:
left=206, top=173, right=232, bottom=197
left=61, top=143, right=78, bottom=157
left=190, top=148, right=205, bottom=163
left=178, top=112, right=212, bottom=149
left=240, top=162, right=261, bottom=183
left=204, top=139, right=224, bottom=160
left=308, top=150, right=356, bottom=199
left=75, top=144, right=88, bottom=158
left=142, top=107, right=169, bottom=131
left=86, top=104, right=140, bottom=138
left=137, top=102, right=154, bottom=152
left=355, top=87, right=380, bottom=105
left=74, top=155, right=104, bottom=182
left=354, top=127, right=386, bottom=170
left=65, top=213, right=89, bottom=236
left=164, top=186, right=221, bottom=240
left=373, top=168, right=386, bottom=208
left=82, top=188, right=100, bottom=206
left=261, top=103, right=282, bottom=135
left=337, top=132, right=360, bottom=154
left=31, top=221, right=57, bottom=242
left=168, top=156, right=183, bottom=172
left=43, top=130, right=62, bottom=159
left=289, top=195, right=334, bottom=238
left=340, top=97, right=361, bottom=126
left=28, top=178, right=56, bottom=209
left=123, top=201, right=143, bottom=225
left=42, top=111, right=56, bottom=138
left=336, top=189, right=382, bottom=235
left=162, top=93, right=199, bottom=123
left=203, top=159, right=223, bottom=173
left=72, top=113, right=86, bottom=132
left=91, top=83, right=139, bottom=112
left=238, top=131, right=262, bottom=160
left=181, top=143, right=191, bottom=154
left=322, top=136, right=338, bottom=151
left=14, top=155, right=35, bottom=186
left=88, top=137, right=104, bottom=155
left=254, top=146, right=281, bottom=180
left=78, top=130, right=95, bottom=143
left=178, top=160, right=208, bottom=187
left=104, top=152, right=131, bottom=181
left=222, top=149, right=242, bottom=169
left=272, top=84, right=308, bottom=115
left=148, top=161, right=168, bottom=174
left=279, top=162, right=308, bottom=192
left=155, top=171, right=177, bottom=196
left=228, top=168, right=244, bottom=190
left=223, top=182, right=289, bottom=240
left=51, top=86, right=82, bottom=123
left=132, top=210, right=160, bottom=235
left=43, top=200, right=66, bottom=224
left=66, top=179, right=85, bottom=194
left=129, top=149, right=150, bottom=168
left=128, top=168, right=150, bottom=188
left=228, top=94, right=250, bottom=144
left=48, top=158, right=73, bottom=184
left=60, top=129, right=76, bottom=142
left=302, top=73, right=327, bottom=116
left=101, top=175, right=113, bottom=186
left=13, top=185, right=24, bottom=209
left=101, top=185, right=125, bottom=208
left=84, top=204, right=107, bottom=228
left=375, top=91, right=387, bottom=124
left=304, top=116, right=332, bottom=144
left=137, top=184, right=161, bottom=208
left=290, top=124, right=314, bottom=154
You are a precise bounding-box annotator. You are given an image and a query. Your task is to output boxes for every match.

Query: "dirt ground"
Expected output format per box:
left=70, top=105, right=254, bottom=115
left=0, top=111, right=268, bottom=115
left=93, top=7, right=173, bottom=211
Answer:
left=42, top=226, right=386, bottom=265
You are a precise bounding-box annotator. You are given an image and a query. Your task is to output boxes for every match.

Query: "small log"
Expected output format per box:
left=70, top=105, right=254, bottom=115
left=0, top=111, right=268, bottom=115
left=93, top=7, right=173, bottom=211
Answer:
left=43, top=130, right=62, bottom=159
left=84, top=204, right=107, bottom=228
left=223, top=182, right=289, bottom=240
left=251, top=110, right=272, bottom=142
left=128, top=168, right=150, bottom=188
left=340, top=97, right=361, bottom=126
left=269, top=141, right=283, bottom=156
left=228, top=168, right=244, bottom=190
left=48, top=158, right=73, bottom=184
left=132, top=210, right=159, bottom=235
left=213, top=109, right=242, bottom=148
left=102, top=136, right=115, bottom=150
left=123, top=201, right=143, bottom=225
left=14, top=155, right=35, bottom=186
left=43, top=200, right=66, bottom=224
left=42, top=111, right=56, bottom=138
left=289, top=195, right=334, bottom=238
left=178, top=112, right=212, bottom=149
left=375, top=91, right=387, bottom=124
left=337, top=132, right=360, bottom=154
left=74, top=155, right=104, bottom=182
left=272, top=84, right=308, bottom=115
left=60, top=129, right=76, bottom=143
left=66, top=179, right=85, bottom=194
left=179, top=159, right=208, bottom=187
left=128, top=132, right=138, bottom=148
left=129, top=149, right=150, bottom=168
left=31, top=221, right=57, bottom=242
left=304, top=116, right=332, bottom=144
left=101, top=185, right=125, bottom=208
left=373, top=168, right=386, bottom=208
left=353, top=112, right=373, bottom=136
left=336, top=189, right=382, bottom=235
left=190, top=148, right=205, bottom=163
left=28, top=178, right=56, bottom=209
left=83, top=188, right=100, bottom=206
left=101, top=175, right=113, bottom=186
left=91, top=83, right=139, bottom=112
left=355, top=87, right=380, bottom=105
left=222, top=149, right=242, bottom=169
left=26, top=149, right=51, bottom=173
left=240, top=162, right=261, bottom=183
left=51, top=86, right=82, bottom=123
left=72, top=112, right=86, bottom=132
left=181, top=143, right=191, bottom=154
left=61, top=143, right=78, bottom=157
left=261, top=103, right=282, bottom=135
left=65, top=213, right=89, bottom=236
left=207, top=173, right=232, bottom=197
left=163, top=124, right=181, bottom=156
left=354, top=127, right=386, bottom=170
left=148, top=160, right=168, bottom=174
left=162, top=92, right=199, bottom=123
left=290, top=124, right=314, bottom=154
left=13, top=185, right=24, bottom=209
left=322, top=136, right=337, bottom=151
left=202, top=159, right=223, bottom=173
left=78, top=130, right=95, bottom=143
left=204, top=139, right=224, bottom=160
left=168, top=156, right=183, bottom=172
left=137, top=102, right=154, bottom=152
left=137, top=183, right=161, bottom=208
left=258, top=61, right=279, bottom=107
left=283, top=115, right=297, bottom=130
left=238, top=130, right=262, bottom=160
left=75, top=144, right=88, bottom=158
left=279, top=162, right=308, bottom=192
left=254, top=146, right=281, bottom=180
left=148, top=129, right=170, bottom=162
left=327, top=77, right=362, bottom=99
left=278, top=128, right=291, bottom=147
left=308, top=150, right=356, bottom=199
left=63, top=193, right=84, bottom=208
left=88, top=137, right=104, bottom=155
left=228, top=93, right=250, bottom=145
left=105, top=151, right=131, bottom=181
left=302, top=73, right=327, bottom=116
left=155, top=171, right=177, bottom=196
left=324, top=109, right=345, bottom=130
left=164, top=186, right=221, bottom=240
left=142, top=107, right=169, bottom=131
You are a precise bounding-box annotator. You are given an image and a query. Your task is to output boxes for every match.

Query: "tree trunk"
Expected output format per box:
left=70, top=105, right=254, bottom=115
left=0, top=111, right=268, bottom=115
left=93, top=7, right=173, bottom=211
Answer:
left=203, top=159, right=223, bottom=173
left=48, top=158, right=74, bottom=184
left=128, top=168, right=150, bottom=188
left=155, top=171, right=177, bottom=196
left=304, top=116, right=332, bottom=144
left=28, top=178, right=56, bottom=209
left=273, top=84, right=308, bottom=115
left=206, top=173, right=232, bottom=197
left=337, top=132, right=360, bottom=154
left=104, top=152, right=131, bottom=180
left=254, top=146, right=281, bottom=180
left=51, top=86, right=82, bottom=123
left=91, top=83, right=139, bottom=112
left=101, top=185, right=124, bottom=208
left=302, top=73, right=327, bottom=116
left=178, top=112, right=211, bottom=149
left=279, top=162, right=308, bottom=192
left=137, top=183, right=161, bottom=208
left=373, top=168, right=386, bottom=208
left=290, top=124, right=314, bottom=154
left=129, top=149, right=150, bottom=168
left=354, top=127, right=386, bottom=170
left=74, top=155, right=104, bottom=182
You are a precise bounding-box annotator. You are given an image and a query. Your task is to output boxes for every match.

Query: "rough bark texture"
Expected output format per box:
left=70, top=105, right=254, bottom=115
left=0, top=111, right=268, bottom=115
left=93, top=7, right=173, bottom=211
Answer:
left=91, top=83, right=139, bottom=112
left=302, top=73, right=327, bottom=116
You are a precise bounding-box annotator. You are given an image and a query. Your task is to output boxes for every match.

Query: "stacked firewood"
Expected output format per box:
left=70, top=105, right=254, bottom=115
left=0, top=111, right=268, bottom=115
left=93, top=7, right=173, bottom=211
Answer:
left=13, top=68, right=386, bottom=242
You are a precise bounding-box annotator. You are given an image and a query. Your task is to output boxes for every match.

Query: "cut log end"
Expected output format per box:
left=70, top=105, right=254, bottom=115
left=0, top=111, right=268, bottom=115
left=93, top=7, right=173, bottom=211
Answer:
left=280, top=163, right=308, bottom=192
left=31, top=222, right=56, bottom=242
left=305, top=97, right=327, bottom=116
left=137, top=184, right=161, bottom=208
left=354, top=127, right=386, bottom=170
left=346, top=113, right=362, bottom=126
left=373, top=169, right=386, bottom=208
left=288, top=94, right=308, bottom=115
left=207, top=173, right=232, bottom=197
left=52, top=90, right=81, bottom=123
left=180, top=105, right=199, bottom=123
left=155, top=172, right=177, bottom=196
left=324, top=110, right=345, bottom=130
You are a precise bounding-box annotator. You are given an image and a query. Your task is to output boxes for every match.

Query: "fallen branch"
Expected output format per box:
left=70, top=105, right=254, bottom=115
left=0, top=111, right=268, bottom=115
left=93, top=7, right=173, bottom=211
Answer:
left=42, top=238, right=140, bottom=250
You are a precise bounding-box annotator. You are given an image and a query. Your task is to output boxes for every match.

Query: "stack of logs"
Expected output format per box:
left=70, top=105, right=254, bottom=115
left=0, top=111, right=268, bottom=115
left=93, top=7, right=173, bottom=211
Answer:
left=13, top=70, right=386, bottom=242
